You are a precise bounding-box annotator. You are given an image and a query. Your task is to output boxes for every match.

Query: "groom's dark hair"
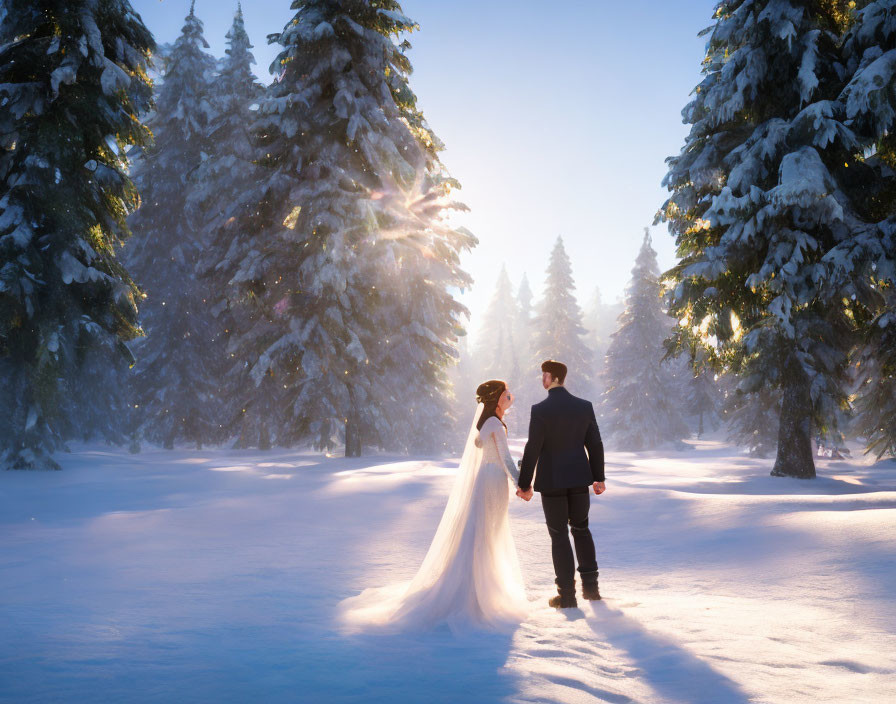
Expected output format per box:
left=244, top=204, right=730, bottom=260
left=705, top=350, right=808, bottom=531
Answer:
left=541, top=360, right=567, bottom=384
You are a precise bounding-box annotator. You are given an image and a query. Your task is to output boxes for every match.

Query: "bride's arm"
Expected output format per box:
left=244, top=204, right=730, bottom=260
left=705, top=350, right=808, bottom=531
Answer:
left=489, top=421, right=521, bottom=484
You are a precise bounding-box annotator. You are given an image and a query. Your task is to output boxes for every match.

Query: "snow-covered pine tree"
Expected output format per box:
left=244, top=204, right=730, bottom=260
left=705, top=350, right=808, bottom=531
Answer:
left=583, top=286, right=620, bottom=397
left=229, top=0, right=475, bottom=456
left=377, top=251, right=473, bottom=454
left=531, top=237, right=593, bottom=395
left=125, top=2, right=220, bottom=449
left=723, top=383, right=782, bottom=458
left=852, top=289, right=896, bottom=458
left=475, top=265, right=529, bottom=434
left=447, top=333, right=481, bottom=444
left=190, top=3, right=262, bottom=240
left=682, top=347, right=723, bottom=437
left=187, top=3, right=265, bottom=447
left=599, top=230, right=688, bottom=449
left=583, top=287, right=605, bottom=355
left=840, top=0, right=896, bottom=213
left=0, top=0, right=154, bottom=469
left=146, top=42, right=173, bottom=86
left=659, top=0, right=863, bottom=478
left=836, top=1, right=896, bottom=458
left=515, top=274, right=534, bottom=359
left=474, top=265, right=520, bottom=387
left=687, top=370, right=722, bottom=437
left=510, top=273, right=541, bottom=424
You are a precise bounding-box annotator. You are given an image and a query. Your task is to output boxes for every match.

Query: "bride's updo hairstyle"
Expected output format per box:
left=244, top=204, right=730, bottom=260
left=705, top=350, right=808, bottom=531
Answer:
left=476, top=380, right=508, bottom=432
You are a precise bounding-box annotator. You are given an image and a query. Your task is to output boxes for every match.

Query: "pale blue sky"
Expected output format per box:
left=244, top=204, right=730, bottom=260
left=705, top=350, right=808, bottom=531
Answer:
left=131, top=0, right=713, bottom=327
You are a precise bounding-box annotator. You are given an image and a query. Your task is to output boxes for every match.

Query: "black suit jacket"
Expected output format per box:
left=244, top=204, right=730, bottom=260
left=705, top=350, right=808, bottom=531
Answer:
left=518, top=386, right=605, bottom=492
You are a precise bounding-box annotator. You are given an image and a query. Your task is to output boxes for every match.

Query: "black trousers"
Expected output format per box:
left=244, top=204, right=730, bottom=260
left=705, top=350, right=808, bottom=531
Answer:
left=540, top=486, right=598, bottom=592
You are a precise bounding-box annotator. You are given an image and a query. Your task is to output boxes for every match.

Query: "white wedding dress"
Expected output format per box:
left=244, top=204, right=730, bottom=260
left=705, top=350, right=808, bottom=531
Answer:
left=338, top=405, right=529, bottom=633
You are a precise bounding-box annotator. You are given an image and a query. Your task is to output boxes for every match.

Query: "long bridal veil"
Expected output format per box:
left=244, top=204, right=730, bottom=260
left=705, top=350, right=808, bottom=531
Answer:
left=337, top=404, right=528, bottom=633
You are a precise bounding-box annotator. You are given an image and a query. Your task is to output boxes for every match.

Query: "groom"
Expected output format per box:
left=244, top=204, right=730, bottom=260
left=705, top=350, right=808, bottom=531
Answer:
left=516, top=360, right=606, bottom=609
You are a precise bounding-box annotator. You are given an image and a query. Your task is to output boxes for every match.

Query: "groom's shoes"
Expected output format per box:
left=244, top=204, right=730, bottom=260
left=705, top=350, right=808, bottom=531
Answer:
left=582, top=581, right=602, bottom=600
left=581, top=570, right=601, bottom=600
left=548, top=593, right=578, bottom=609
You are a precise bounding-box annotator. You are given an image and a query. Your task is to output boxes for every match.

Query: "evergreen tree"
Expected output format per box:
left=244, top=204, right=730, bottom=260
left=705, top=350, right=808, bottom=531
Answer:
left=659, top=0, right=865, bottom=478
left=126, top=2, right=219, bottom=449
left=188, top=3, right=265, bottom=447
left=474, top=264, right=520, bottom=385
left=837, top=1, right=896, bottom=458
left=146, top=42, right=173, bottom=86
left=228, top=0, right=474, bottom=456
left=515, top=274, right=534, bottom=357
left=583, top=286, right=621, bottom=396
left=852, top=290, right=896, bottom=458
left=190, top=4, right=261, bottom=235
left=683, top=348, right=723, bottom=437
left=686, top=370, right=721, bottom=437
left=447, top=333, right=480, bottom=444
left=0, top=0, right=154, bottom=468
left=583, top=287, right=605, bottom=355
left=531, top=237, right=593, bottom=395
left=723, top=383, right=782, bottom=458
left=477, top=265, right=529, bottom=434
left=511, top=273, right=541, bottom=424
left=600, top=231, right=688, bottom=449
left=840, top=0, right=896, bottom=198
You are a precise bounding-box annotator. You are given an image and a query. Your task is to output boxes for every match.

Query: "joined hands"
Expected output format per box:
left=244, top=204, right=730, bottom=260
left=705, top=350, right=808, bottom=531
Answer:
left=515, top=487, right=534, bottom=502
left=515, top=484, right=604, bottom=500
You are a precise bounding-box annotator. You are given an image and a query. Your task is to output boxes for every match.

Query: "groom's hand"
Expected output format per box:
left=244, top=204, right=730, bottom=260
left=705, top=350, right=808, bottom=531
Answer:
left=516, top=487, right=533, bottom=502
left=593, top=481, right=606, bottom=495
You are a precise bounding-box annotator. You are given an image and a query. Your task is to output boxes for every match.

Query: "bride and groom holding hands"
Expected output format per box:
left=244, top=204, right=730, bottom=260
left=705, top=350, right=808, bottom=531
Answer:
left=340, top=359, right=607, bottom=633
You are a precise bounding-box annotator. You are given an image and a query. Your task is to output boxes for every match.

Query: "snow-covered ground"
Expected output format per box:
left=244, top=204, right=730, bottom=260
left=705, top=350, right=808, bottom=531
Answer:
left=2, top=436, right=895, bottom=703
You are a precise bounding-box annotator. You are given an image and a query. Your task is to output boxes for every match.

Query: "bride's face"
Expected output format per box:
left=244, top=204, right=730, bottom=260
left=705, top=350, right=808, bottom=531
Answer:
left=497, top=387, right=514, bottom=413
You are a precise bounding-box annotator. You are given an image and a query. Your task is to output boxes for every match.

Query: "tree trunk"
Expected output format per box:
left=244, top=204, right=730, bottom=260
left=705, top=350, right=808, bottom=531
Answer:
left=345, top=414, right=362, bottom=457
left=234, top=421, right=249, bottom=449
left=772, top=357, right=815, bottom=479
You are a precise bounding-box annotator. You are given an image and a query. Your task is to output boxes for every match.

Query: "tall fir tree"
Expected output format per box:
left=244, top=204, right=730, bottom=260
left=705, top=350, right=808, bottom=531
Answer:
left=125, top=2, right=219, bottom=449
left=659, top=0, right=867, bottom=478
left=583, top=287, right=605, bottom=354
left=600, top=231, right=688, bottom=449
left=187, top=3, right=266, bottom=448
left=511, top=273, right=541, bottom=424
left=852, top=290, right=896, bottom=458
left=838, top=0, right=896, bottom=458
left=583, top=286, right=618, bottom=396
left=228, top=0, right=474, bottom=456
left=0, top=0, right=154, bottom=468
left=683, top=347, right=724, bottom=437
left=531, top=237, right=593, bottom=395
left=474, top=265, right=520, bottom=381
left=448, top=333, right=480, bottom=444
left=840, top=0, right=896, bottom=218
left=474, top=265, right=525, bottom=431
left=723, top=381, right=782, bottom=457
left=515, top=274, right=534, bottom=356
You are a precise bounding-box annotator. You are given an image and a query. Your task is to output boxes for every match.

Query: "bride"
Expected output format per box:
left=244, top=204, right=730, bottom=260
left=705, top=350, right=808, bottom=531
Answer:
left=338, top=379, right=529, bottom=633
